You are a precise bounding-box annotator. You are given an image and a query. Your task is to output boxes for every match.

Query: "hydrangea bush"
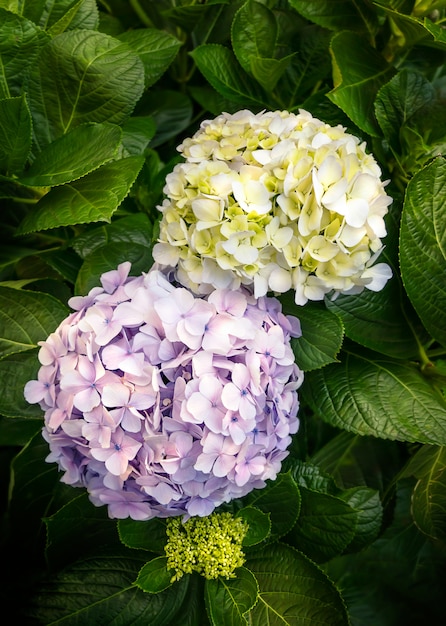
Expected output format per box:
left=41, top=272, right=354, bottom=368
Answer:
left=153, top=109, right=392, bottom=304
left=1, top=1, right=446, bottom=625
left=24, top=262, right=302, bottom=520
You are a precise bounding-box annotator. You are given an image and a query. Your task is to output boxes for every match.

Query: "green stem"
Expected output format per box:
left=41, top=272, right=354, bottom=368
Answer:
left=8, top=196, right=39, bottom=204
left=129, top=0, right=154, bottom=27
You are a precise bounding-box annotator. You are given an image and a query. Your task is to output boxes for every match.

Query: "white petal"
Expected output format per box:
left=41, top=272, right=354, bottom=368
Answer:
left=361, top=263, right=392, bottom=291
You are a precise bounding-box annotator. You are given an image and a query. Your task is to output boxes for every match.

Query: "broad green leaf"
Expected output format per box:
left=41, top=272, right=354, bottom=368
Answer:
left=375, top=69, right=435, bottom=152
left=0, top=95, right=31, bottom=174
left=205, top=567, right=258, bottom=626
left=378, top=6, right=440, bottom=53
left=0, top=8, right=49, bottom=98
left=75, top=241, right=154, bottom=295
left=303, top=348, right=446, bottom=444
left=117, top=28, right=182, bottom=88
left=42, top=247, right=83, bottom=284
left=25, top=551, right=190, bottom=625
left=44, top=492, right=121, bottom=570
left=0, top=415, right=41, bottom=445
left=0, top=349, right=43, bottom=418
left=328, top=31, right=394, bottom=136
left=72, top=213, right=153, bottom=259
left=44, top=0, right=100, bottom=34
left=287, top=488, right=357, bottom=562
left=404, top=445, right=446, bottom=543
left=136, top=556, right=174, bottom=593
left=249, top=54, right=295, bottom=91
left=289, top=0, right=377, bottom=33
left=289, top=301, right=344, bottom=371
left=19, top=122, right=122, bottom=187
left=122, top=116, right=156, bottom=156
left=231, top=0, right=277, bottom=75
left=244, top=472, right=301, bottom=540
left=424, top=15, right=446, bottom=44
left=0, top=286, right=68, bottom=359
left=286, top=458, right=338, bottom=493
left=400, top=157, right=446, bottom=348
left=118, top=517, right=167, bottom=554
left=26, top=30, right=144, bottom=150
left=190, top=44, right=269, bottom=108
left=246, top=543, right=349, bottom=625
left=339, top=486, right=383, bottom=552
left=310, top=431, right=404, bottom=493
left=17, top=156, right=144, bottom=234
left=137, top=89, right=193, bottom=148
left=236, top=506, right=271, bottom=547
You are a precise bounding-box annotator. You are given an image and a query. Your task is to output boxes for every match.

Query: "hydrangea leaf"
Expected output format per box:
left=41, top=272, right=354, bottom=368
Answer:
left=135, top=556, right=174, bottom=594
left=246, top=542, right=349, bottom=625
left=122, top=116, right=156, bottom=156
left=44, top=493, right=122, bottom=571
left=403, top=445, right=446, bottom=544
left=16, top=156, right=144, bottom=235
left=75, top=241, right=154, bottom=295
left=328, top=31, right=394, bottom=136
left=244, top=472, right=301, bottom=540
left=0, top=8, right=49, bottom=98
left=288, top=0, right=377, bottom=32
left=117, top=29, right=182, bottom=89
left=139, top=89, right=193, bottom=148
left=310, top=431, right=403, bottom=492
left=118, top=517, right=167, bottom=554
left=0, top=349, right=42, bottom=418
left=339, top=486, right=383, bottom=552
left=303, top=348, right=446, bottom=444
left=190, top=44, right=269, bottom=108
left=204, top=566, right=259, bottom=626
left=400, top=157, right=446, bottom=348
left=232, top=0, right=277, bottom=72
left=236, top=506, right=271, bottom=547
left=0, top=95, right=32, bottom=174
left=22, top=0, right=99, bottom=31
left=280, top=296, right=344, bottom=371
left=286, top=488, right=357, bottom=562
left=19, top=122, right=122, bottom=187
left=26, top=30, right=144, bottom=151
left=73, top=214, right=153, bottom=259
left=0, top=286, right=68, bottom=359
left=25, top=551, right=190, bottom=625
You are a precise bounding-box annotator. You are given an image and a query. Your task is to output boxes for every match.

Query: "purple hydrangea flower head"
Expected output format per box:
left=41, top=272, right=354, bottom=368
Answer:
left=25, top=263, right=303, bottom=521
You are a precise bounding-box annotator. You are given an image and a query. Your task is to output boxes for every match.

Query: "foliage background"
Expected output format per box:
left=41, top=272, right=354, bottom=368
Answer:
left=0, top=0, right=446, bottom=624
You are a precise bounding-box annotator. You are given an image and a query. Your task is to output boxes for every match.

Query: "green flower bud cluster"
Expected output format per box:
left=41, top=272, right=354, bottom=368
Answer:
left=165, top=512, right=248, bottom=581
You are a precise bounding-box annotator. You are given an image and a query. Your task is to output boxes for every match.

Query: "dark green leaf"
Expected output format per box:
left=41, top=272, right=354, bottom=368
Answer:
left=244, top=472, right=300, bottom=540
left=17, top=156, right=144, bottom=234
left=0, top=349, right=43, bottom=418
left=190, top=44, right=269, bottom=108
left=287, top=300, right=344, bottom=371
left=0, top=8, right=49, bottom=99
left=44, top=492, right=121, bottom=570
left=236, top=506, right=271, bottom=547
left=289, top=0, right=377, bottom=33
left=72, top=213, right=153, bottom=259
left=231, top=0, right=277, bottom=74
left=25, top=551, right=190, bottom=625
left=26, top=30, right=144, bottom=150
left=136, top=556, right=174, bottom=593
left=400, top=157, right=446, bottom=348
left=303, top=348, right=446, bottom=444
left=287, top=488, right=357, bottom=562
left=138, top=89, right=193, bottom=148
left=0, top=95, right=31, bottom=174
left=46, top=0, right=100, bottom=35
left=328, top=31, right=394, bottom=136
left=339, top=486, right=383, bottom=552
left=122, top=116, right=156, bottom=155
left=0, top=286, right=68, bottom=359
left=117, top=28, right=182, bottom=88
left=118, top=517, right=167, bottom=554
left=75, top=241, right=154, bottom=295
left=246, top=542, right=349, bottom=625
left=205, top=567, right=258, bottom=626
left=20, top=123, right=122, bottom=187
left=403, top=444, right=446, bottom=543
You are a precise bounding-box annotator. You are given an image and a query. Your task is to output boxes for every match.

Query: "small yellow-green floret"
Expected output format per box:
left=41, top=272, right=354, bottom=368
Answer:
left=165, top=512, right=248, bottom=581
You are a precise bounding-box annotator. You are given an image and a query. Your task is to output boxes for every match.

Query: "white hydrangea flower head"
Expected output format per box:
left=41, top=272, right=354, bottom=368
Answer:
left=153, top=109, right=393, bottom=305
